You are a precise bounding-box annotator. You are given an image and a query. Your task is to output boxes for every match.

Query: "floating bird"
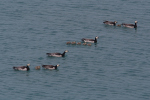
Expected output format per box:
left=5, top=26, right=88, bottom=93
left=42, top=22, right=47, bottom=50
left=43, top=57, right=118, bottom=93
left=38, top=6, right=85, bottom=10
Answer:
left=66, top=41, right=71, bottom=45
left=42, top=64, right=60, bottom=70
left=35, top=66, right=40, bottom=70
left=117, top=24, right=121, bottom=27
left=82, top=36, right=98, bottom=43
left=103, top=21, right=117, bottom=26
left=77, top=42, right=81, bottom=45
left=71, top=41, right=76, bottom=45
left=87, top=43, right=92, bottom=46
left=13, top=64, right=30, bottom=71
left=46, top=50, right=69, bottom=57
left=83, top=43, right=87, bottom=45
left=122, top=21, right=138, bottom=28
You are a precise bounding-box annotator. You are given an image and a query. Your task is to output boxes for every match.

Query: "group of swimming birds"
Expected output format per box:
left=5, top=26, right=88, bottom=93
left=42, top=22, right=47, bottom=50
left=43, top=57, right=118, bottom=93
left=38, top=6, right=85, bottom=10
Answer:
left=13, top=20, right=137, bottom=71
left=13, top=36, right=98, bottom=71
left=66, top=36, right=98, bottom=46
left=13, top=50, right=69, bottom=71
left=103, top=20, right=138, bottom=28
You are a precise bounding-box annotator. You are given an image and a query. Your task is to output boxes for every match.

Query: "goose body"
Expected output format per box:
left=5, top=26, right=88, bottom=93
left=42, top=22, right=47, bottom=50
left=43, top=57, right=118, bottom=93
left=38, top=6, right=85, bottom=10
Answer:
left=66, top=41, right=71, bottom=45
left=77, top=42, right=81, bottom=45
left=46, top=50, right=68, bottom=57
left=82, top=36, right=98, bottom=43
left=35, top=66, right=40, bottom=70
left=13, top=64, right=30, bottom=71
left=117, top=24, right=121, bottom=27
left=122, top=21, right=138, bottom=28
left=42, top=64, right=60, bottom=70
left=83, top=43, right=87, bottom=45
left=103, top=21, right=117, bottom=26
left=87, top=43, right=92, bottom=46
left=71, top=41, right=76, bottom=45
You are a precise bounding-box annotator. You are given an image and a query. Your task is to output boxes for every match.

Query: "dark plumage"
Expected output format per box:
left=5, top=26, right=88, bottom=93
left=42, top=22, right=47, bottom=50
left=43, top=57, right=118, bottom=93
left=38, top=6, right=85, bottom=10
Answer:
left=46, top=50, right=69, bottom=57
left=122, top=21, right=138, bottom=28
left=103, top=21, right=117, bottom=26
left=82, top=36, right=98, bottom=43
left=13, top=64, right=30, bottom=71
left=42, top=64, right=60, bottom=70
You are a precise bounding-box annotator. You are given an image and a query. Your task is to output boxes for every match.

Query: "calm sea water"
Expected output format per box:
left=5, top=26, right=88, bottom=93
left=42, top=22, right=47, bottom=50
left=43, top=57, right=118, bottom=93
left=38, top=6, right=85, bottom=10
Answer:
left=0, top=0, right=150, bottom=100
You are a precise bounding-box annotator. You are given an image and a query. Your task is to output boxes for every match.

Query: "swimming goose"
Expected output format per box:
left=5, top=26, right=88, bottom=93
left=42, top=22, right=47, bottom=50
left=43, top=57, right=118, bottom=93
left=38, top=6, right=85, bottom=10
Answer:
left=66, top=41, right=71, bottom=45
left=46, top=50, right=69, bottom=57
left=77, top=42, right=81, bottom=45
left=117, top=24, right=121, bottom=27
left=82, top=36, right=98, bottom=43
left=42, top=64, right=60, bottom=70
left=83, top=43, right=87, bottom=45
left=122, top=21, right=138, bottom=28
left=87, top=43, right=92, bottom=46
left=13, top=64, right=30, bottom=71
left=35, top=66, right=40, bottom=70
left=103, top=21, right=117, bottom=26
left=71, top=41, right=76, bottom=45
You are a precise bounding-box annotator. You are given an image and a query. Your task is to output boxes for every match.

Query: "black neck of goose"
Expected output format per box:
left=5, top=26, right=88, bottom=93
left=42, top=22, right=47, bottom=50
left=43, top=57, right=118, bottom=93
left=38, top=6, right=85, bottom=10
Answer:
left=55, top=66, right=57, bottom=69
left=134, top=23, right=137, bottom=28
left=114, top=23, right=116, bottom=26
left=94, top=38, right=97, bottom=43
left=26, top=66, right=30, bottom=71
left=62, top=52, right=66, bottom=57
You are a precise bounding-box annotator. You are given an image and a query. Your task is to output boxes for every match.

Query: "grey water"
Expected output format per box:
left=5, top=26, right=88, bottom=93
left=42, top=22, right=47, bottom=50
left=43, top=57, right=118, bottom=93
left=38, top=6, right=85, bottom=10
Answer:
left=0, top=0, right=150, bottom=100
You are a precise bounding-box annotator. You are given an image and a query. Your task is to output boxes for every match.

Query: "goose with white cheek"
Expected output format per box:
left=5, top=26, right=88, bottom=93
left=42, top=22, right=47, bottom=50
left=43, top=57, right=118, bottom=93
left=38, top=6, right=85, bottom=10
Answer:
left=42, top=64, right=60, bottom=70
left=82, top=36, right=98, bottom=43
left=103, top=21, right=117, bottom=26
left=122, top=21, right=138, bottom=28
left=13, top=64, right=30, bottom=71
left=46, top=50, right=69, bottom=57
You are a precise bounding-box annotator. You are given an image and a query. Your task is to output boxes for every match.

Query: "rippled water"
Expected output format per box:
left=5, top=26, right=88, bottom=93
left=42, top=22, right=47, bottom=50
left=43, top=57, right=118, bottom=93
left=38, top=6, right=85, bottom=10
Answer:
left=0, top=0, right=150, bottom=100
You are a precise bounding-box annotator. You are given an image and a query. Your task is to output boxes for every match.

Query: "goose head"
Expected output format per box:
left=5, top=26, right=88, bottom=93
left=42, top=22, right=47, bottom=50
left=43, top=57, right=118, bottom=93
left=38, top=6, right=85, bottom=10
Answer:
left=27, top=64, right=30, bottom=66
left=95, top=36, right=99, bottom=39
left=56, top=64, right=60, bottom=67
left=135, top=21, right=138, bottom=23
left=65, top=50, right=69, bottom=53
